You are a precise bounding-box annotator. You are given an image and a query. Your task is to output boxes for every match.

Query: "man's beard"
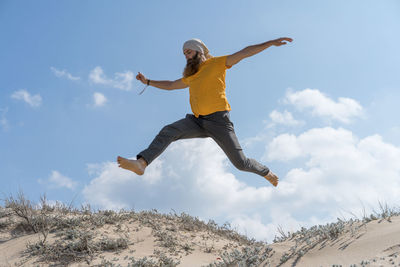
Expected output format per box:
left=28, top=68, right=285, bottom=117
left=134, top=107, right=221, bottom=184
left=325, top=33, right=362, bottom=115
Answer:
left=183, top=52, right=201, bottom=78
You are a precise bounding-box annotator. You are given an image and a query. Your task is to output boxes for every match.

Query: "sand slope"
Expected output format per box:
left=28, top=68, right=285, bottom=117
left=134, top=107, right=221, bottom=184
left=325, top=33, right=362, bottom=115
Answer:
left=266, top=216, right=400, bottom=267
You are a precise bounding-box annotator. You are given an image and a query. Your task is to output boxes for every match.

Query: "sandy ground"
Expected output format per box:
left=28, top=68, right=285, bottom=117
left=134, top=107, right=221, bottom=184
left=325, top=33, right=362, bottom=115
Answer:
left=1, top=210, right=400, bottom=266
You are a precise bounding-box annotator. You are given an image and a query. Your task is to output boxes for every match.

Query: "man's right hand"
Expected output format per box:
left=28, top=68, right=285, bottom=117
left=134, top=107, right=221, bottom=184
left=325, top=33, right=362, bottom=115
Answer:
left=136, top=72, right=148, bottom=84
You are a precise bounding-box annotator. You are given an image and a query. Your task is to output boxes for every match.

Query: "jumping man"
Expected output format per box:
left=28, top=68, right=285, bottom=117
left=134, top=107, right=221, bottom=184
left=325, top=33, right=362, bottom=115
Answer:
left=117, top=37, right=293, bottom=186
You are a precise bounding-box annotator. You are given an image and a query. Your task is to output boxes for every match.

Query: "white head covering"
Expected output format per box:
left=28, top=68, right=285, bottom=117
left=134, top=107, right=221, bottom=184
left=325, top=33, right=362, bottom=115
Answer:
left=183, top=38, right=209, bottom=55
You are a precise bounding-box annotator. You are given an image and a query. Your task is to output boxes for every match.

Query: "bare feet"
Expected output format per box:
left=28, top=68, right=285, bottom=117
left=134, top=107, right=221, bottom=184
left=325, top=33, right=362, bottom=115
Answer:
left=264, top=171, right=279, bottom=187
left=117, top=156, right=147, bottom=175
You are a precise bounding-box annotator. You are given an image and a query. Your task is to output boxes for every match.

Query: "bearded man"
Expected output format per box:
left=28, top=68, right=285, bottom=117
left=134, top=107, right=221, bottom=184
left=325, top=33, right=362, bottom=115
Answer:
left=118, top=37, right=293, bottom=186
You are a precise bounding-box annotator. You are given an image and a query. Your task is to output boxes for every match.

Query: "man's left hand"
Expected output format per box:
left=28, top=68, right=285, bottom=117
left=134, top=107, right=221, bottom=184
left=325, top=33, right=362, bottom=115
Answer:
left=271, top=37, right=293, bottom=46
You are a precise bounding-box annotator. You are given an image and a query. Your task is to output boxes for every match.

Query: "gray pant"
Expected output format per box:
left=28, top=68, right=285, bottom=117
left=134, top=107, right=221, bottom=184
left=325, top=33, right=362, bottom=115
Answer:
left=137, top=111, right=270, bottom=177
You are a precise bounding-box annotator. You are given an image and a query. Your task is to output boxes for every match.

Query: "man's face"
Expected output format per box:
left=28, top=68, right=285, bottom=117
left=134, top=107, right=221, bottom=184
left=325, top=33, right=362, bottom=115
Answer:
left=184, top=49, right=197, bottom=60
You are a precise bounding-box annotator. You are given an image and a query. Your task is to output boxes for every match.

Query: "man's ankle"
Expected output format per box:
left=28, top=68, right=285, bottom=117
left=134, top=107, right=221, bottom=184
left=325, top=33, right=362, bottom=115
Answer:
left=138, top=157, right=148, bottom=168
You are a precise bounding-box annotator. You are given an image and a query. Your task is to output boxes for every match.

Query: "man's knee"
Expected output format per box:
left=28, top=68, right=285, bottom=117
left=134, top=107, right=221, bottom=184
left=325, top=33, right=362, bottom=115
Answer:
left=159, top=124, right=181, bottom=139
left=231, top=157, right=248, bottom=171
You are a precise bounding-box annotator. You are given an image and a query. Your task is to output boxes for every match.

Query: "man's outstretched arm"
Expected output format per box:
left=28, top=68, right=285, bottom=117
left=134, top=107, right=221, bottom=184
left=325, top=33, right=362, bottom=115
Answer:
left=226, top=37, right=293, bottom=67
left=136, top=72, right=187, bottom=90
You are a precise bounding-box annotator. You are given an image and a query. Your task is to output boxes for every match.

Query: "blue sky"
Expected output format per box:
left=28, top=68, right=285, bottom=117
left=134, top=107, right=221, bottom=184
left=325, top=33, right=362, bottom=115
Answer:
left=1, top=0, right=400, bottom=241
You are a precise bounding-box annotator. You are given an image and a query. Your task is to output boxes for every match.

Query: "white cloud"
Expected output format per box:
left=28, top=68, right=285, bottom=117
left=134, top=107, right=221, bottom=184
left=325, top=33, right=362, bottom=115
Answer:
left=266, top=127, right=363, bottom=164
left=231, top=215, right=275, bottom=241
left=265, top=127, right=400, bottom=215
left=89, top=66, right=108, bottom=84
left=89, top=66, right=133, bottom=91
left=93, top=92, right=107, bottom=107
left=265, top=133, right=302, bottom=161
left=38, top=170, right=78, bottom=190
left=50, top=67, right=80, bottom=81
left=285, top=89, right=363, bottom=123
left=11, top=89, right=42, bottom=107
left=232, top=211, right=308, bottom=242
left=269, top=110, right=302, bottom=127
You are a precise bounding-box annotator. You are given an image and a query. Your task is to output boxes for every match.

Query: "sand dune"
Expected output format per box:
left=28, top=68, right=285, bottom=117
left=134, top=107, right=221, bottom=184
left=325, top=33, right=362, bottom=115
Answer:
left=1, top=199, right=400, bottom=266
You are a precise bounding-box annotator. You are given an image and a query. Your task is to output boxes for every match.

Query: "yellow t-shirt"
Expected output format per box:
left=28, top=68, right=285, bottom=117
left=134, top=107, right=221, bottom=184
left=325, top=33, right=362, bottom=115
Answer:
left=182, top=55, right=232, bottom=117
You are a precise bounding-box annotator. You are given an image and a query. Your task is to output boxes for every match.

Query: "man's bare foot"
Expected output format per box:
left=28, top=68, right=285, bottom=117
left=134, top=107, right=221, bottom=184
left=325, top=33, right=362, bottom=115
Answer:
left=117, top=156, right=147, bottom=175
left=264, top=171, right=279, bottom=187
